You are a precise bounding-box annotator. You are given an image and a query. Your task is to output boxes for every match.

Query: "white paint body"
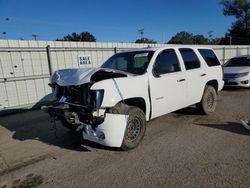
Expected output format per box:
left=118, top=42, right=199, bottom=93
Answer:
left=91, top=47, right=224, bottom=120
left=51, top=46, right=224, bottom=147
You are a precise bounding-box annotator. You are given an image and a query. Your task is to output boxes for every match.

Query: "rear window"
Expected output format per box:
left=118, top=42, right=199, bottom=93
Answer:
left=198, top=49, right=220, bottom=67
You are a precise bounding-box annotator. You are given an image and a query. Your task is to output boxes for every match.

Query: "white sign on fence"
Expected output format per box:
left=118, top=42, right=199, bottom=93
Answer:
left=78, top=55, right=91, bottom=67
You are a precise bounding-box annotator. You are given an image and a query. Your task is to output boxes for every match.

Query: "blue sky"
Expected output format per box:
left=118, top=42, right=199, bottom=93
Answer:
left=0, top=0, right=235, bottom=43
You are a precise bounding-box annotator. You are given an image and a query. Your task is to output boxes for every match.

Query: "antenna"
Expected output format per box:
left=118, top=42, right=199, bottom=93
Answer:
left=138, top=29, right=144, bottom=39
left=208, top=31, right=213, bottom=39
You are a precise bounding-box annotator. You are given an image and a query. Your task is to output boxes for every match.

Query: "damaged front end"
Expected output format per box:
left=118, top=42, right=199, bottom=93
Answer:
left=42, top=68, right=129, bottom=147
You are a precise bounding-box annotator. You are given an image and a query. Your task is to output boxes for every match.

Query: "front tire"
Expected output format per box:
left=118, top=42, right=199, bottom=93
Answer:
left=121, top=106, right=146, bottom=150
left=196, top=85, right=217, bottom=115
left=111, top=104, right=146, bottom=150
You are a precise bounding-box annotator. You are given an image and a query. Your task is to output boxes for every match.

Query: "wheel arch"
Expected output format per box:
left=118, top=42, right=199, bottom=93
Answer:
left=206, top=80, right=219, bottom=92
left=118, top=97, right=147, bottom=114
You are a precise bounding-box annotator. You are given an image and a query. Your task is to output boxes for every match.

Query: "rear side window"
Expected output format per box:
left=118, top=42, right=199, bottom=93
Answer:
left=198, top=49, right=220, bottom=66
left=179, top=48, right=200, bottom=70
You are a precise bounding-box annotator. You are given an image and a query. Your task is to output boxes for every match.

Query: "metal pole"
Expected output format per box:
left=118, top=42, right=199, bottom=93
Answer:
left=229, top=36, right=232, bottom=45
left=223, top=47, right=226, bottom=64
left=46, top=45, right=53, bottom=75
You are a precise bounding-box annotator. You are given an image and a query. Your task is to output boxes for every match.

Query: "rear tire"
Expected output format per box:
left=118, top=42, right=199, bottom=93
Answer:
left=196, top=85, right=217, bottom=115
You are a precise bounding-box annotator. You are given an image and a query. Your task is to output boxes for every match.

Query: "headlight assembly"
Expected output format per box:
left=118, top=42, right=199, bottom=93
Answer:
left=95, top=90, right=104, bottom=110
left=236, top=72, right=249, bottom=78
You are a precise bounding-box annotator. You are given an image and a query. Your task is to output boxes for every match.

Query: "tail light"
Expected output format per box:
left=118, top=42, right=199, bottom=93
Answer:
left=221, top=65, right=224, bottom=80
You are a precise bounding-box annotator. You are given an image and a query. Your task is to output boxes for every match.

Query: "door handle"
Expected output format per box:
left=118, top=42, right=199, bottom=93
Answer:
left=200, top=73, right=206, bottom=77
left=177, top=78, right=186, bottom=82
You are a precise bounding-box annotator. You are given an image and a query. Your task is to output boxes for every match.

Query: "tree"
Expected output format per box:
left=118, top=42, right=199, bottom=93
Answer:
left=168, top=32, right=210, bottom=44
left=210, top=38, right=223, bottom=45
left=168, top=32, right=194, bottom=44
left=135, top=37, right=157, bottom=44
left=193, top=35, right=209, bottom=44
left=220, top=0, right=250, bottom=44
left=56, top=32, right=96, bottom=42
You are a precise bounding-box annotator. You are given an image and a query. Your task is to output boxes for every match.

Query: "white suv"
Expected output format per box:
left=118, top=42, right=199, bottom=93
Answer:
left=43, top=46, right=224, bottom=150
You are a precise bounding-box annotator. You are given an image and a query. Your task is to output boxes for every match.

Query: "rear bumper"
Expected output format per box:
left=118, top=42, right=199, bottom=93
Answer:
left=82, top=113, right=127, bottom=147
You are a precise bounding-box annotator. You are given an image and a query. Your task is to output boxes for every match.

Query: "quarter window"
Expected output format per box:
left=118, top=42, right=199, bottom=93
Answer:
left=198, top=49, right=220, bottom=66
left=154, top=49, right=181, bottom=75
left=179, top=48, right=200, bottom=70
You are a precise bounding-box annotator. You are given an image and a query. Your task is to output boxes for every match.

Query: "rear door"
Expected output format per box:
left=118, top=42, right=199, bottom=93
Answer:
left=198, top=49, right=223, bottom=91
left=149, top=49, right=187, bottom=118
left=178, top=48, right=207, bottom=105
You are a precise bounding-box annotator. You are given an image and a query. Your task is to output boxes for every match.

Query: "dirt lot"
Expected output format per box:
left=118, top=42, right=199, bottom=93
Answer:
left=0, top=88, right=250, bottom=188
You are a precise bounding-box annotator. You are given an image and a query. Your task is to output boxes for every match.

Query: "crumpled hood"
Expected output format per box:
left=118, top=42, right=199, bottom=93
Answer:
left=50, top=67, right=128, bottom=86
left=224, top=66, right=250, bottom=74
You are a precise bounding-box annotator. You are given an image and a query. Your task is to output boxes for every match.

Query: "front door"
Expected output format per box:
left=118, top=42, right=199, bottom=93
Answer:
left=149, top=49, right=187, bottom=118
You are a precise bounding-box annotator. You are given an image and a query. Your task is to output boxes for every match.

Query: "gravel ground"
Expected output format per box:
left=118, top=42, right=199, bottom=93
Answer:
left=0, top=88, right=250, bottom=188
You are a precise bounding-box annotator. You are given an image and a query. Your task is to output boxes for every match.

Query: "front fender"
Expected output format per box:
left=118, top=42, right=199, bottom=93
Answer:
left=91, top=74, right=150, bottom=119
left=91, top=79, right=122, bottom=108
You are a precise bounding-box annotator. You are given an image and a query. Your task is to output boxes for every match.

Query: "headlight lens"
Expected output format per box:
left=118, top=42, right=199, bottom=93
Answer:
left=236, top=72, right=249, bottom=78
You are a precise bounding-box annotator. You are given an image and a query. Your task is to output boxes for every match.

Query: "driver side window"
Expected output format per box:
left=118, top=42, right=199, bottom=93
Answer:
left=154, top=49, right=181, bottom=75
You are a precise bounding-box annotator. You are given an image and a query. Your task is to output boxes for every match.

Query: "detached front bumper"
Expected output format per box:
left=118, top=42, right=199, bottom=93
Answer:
left=42, top=104, right=128, bottom=148
left=83, top=113, right=127, bottom=147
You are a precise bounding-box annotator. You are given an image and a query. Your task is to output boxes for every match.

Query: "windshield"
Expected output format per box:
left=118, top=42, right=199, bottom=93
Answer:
left=101, top=51, right=154, bottom=75
left=224, top=57, right=250, bottom=67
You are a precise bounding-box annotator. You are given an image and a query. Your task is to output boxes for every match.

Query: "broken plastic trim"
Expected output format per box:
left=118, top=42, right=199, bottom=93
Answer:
left=82, top=113, right=127, bottom=147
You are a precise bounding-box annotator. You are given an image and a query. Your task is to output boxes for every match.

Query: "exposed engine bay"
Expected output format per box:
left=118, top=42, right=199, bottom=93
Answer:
left=43, top=68, right=128, bottom=128
left=42, top=68, right=131, bottom=147
left=47, top=83, right=104, bottom=127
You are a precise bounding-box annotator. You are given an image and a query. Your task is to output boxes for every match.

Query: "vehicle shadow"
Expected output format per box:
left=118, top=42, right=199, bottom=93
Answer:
left=0, top=93, right=53, bottom=116
left=0, top=109, right=118, bottom=152
left=223, top=87, right=250, bottom=91
left=194, top=122, right=250, bottom=136
left=173, top=106, right=203, bottom=116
